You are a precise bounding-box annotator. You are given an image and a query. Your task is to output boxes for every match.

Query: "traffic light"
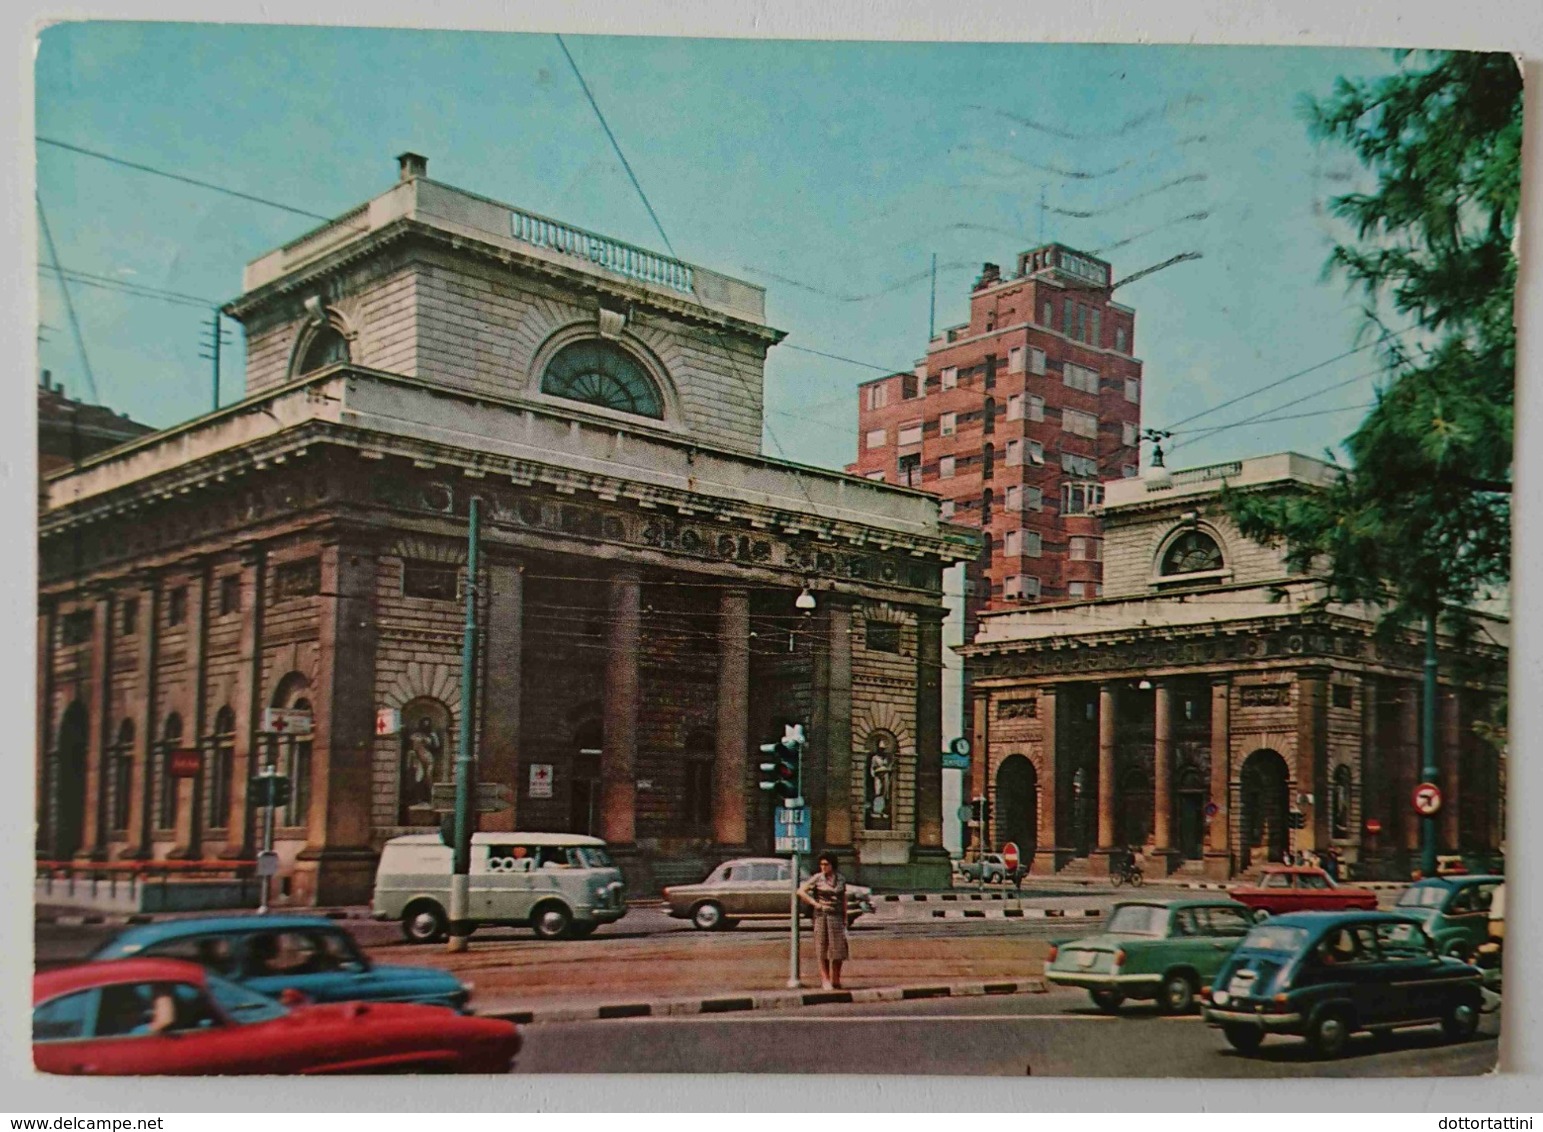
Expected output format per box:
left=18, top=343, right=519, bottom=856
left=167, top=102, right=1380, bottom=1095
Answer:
left=1288, top=810, right=1306, bottom=830
left=251, top=774, right=292, bottom=808
left=758, top=725, right=804, bottom=801
left=970, top=797, right=991, bottom=825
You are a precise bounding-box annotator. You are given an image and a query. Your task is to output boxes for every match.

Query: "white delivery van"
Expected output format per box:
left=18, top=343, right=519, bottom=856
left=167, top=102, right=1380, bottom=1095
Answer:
left=372, top=832, right=628, bottom=943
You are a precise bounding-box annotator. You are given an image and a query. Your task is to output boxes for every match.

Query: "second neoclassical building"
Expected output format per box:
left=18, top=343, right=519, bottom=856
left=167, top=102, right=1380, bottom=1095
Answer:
left=961, top=453, right=1506, bottom=880
left=37, top=155, right=976, bottom=904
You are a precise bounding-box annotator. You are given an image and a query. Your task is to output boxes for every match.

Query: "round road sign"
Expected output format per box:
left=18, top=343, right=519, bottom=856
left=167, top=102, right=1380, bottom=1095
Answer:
left=1002, top=842, right=1020, bottom=871
left=1365, top=818, right=1383, bottom=835
left=1204, top=801, right=1219, bottom=818
left=1413, top=782, right=1443, bottom=817
left=956, top=804, right=974, bottom=823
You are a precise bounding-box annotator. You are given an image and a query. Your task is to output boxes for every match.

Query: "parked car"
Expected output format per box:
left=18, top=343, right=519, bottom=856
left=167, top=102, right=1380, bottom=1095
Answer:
left=91, top=916, right=470, bottom=1011
left=1475, top=883, right=1504, bottom=991
left=1394, top=874, right=1504, bottom=960
left=958, top=854, right=1024, bottom=885
left=372, top=832, right=627, bottom=942
left=1228, top=865, right=1378, bottom=919
left=661, top=858, right=875, bottom=931
left=33, top=958, right=521, bottom=1075
left=1043, top=899, right=1255, bottom=1014
left=1201, top=911, right=1484, bottom=1058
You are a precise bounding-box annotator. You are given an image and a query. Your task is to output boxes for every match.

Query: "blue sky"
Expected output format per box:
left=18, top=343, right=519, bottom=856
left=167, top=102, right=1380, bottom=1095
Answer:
left=34, top=25, right=1409, bottom=472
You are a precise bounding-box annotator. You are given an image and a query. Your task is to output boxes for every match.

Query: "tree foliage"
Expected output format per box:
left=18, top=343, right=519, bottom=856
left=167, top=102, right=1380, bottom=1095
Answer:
left=1227, top=50, right=1521, bottom=627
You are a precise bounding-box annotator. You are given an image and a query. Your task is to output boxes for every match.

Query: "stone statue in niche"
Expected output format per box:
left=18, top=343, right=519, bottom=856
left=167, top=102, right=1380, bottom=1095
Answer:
left=865, top=731, right=896, bottom=831
left=399, top=707, right=447, bottom=823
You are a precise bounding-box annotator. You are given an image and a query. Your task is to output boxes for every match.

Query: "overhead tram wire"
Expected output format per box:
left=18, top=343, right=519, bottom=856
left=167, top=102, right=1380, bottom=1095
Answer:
left=38, top=264, right=218, bottom=310
left=36, top=193, right=99, bottom=404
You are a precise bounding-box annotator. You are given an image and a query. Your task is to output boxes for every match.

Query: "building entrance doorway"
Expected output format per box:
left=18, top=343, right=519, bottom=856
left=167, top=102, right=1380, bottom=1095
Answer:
left=569, top=720, right=602, bottom=837
left=1238, top=749, right=1289, bottom=872
left=1177, top=767, right=1206, bottom=860
left=995, top=755, right=1037, bottom=863
left=53, top=701, right=89, bottom=859
left=1071, top=766, right=1092, bottom=857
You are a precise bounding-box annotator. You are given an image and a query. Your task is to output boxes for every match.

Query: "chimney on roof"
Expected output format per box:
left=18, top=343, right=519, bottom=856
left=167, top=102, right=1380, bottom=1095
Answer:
left=397, top=152, right=428, bottom=182
left=40, top=369, right=51, bottom=391
left=974, top=262, right=1002, bottom=291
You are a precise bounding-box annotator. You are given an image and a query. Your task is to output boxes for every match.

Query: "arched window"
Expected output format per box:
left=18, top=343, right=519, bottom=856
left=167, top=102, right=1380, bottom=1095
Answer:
left=284, top=697, right=313, bottom=828
left=1161, top=530, right=1223, bottom=576
left=209, top=708, right=236, bottom=831
left=299, top=326, right=350, bottom=374
left=110, top=720, right=135, bottom=834
left=541, top=340, right=663, bottom=419
left=158, top=714, right=183, bottom=831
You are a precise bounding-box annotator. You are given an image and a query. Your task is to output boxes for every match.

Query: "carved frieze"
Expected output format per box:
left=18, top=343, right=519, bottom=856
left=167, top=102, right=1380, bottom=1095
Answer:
left=1238, top=684, right=1291, bottom=707
left=996, top=697, right=1038, bottom=720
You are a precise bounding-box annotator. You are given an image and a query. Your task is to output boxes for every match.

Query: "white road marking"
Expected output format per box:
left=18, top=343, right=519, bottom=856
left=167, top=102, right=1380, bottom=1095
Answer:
left=568, top=1011, right=1210, bottom=1024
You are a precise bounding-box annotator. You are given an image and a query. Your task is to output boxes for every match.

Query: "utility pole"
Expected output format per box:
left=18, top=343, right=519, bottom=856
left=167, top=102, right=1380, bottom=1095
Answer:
left=1420, top=611, right=1440, bottom=878
left=447, top=497, right=481, bottom=953
left=199, top=309, right=232, bottom=413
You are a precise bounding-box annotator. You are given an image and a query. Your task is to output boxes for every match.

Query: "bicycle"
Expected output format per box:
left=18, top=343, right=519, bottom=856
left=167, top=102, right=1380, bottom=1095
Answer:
left=1110, top=857, right=1144, bottom=887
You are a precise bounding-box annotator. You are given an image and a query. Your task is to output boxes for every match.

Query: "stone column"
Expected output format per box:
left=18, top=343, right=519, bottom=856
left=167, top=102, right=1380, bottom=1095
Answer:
left=172, top=565, right=210, bottom=858
left=600, top=569, right=640, bottom=847
left=1440, top=687, right=1462, bottom=851
left=300, top=539, right=380, bottom=905
left=1296, top=669, right=1330, bottom=851
left=227, top=547, right=265, bottom=858
left=36, top=599, right=56, bottom=854
left=1207, top=676, right=1232, bottom=865
left=913, top=607, right=946, bottom=851
left=714, top=588, right=751, bottom=848
left=83, top=591, right=113, bottom=859
left=133, top=580, right=162, bottom=859
left=1096, top=682, right=1118, bottom=851
left=1035, top=685, right=1059, bottom=871
left=480, top=557, right=524, bottom=834
left=807, top=598, right=853, bottom=852
left=1360, top=676, right=1381, bottom=854
left=1153, top=680, right=1173, bottom=852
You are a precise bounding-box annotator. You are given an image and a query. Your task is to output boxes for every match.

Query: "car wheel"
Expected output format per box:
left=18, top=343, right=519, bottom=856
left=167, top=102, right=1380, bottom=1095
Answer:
left=1444, top=941, right=1474, bottom=963
left=531, top=902, right=573, bottom=940
left=692, top=901, right=726, bottom=931
left=1223, top=1024, right=1264, bottom=1055
left=1441, top=997, right=1480, bottom=1042
left=401, top=900, right=448, bottom=945
left=1159, top=972, right=1197, bottom=1014
left=1307, top=1010, right=1352, bottom=1059
left=1252, top=908, right=1272, bottom=924
left=1090, top=989, right=1124, bottom=1013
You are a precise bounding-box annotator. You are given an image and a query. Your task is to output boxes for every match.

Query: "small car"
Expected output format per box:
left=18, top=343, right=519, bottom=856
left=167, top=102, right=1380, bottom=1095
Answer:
left=91, top=916, right=471, bottom=1011
left=958, top=854, right=1024, bottom=885
left=1228, top=865, right=1378, bottom=919
left=33, top=958, right=521, bottom=1075
left=1043, top=899, right=1255, bottom=1013
left=661, top=857, right=875, bottom=931
left=1393, top=874, right=1504, bottom=960
left=1202, top=911, right=1485, bottom=1058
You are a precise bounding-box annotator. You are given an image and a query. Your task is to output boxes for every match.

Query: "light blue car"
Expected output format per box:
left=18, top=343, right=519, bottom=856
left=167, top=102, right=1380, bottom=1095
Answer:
left=90, top=915, right=471, bottom=1011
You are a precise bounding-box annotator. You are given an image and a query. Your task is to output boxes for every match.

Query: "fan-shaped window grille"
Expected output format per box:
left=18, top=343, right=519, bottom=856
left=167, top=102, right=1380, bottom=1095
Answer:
left=299, top=326, right=350, bottom=374
left=541, top=340, right=663, bottom=419
left=1161, top=531, right=1223, bottom=576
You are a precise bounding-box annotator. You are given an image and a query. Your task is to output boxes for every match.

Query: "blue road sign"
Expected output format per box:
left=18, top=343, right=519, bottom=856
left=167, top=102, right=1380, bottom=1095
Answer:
left=775, top=804, right=811, bottom=853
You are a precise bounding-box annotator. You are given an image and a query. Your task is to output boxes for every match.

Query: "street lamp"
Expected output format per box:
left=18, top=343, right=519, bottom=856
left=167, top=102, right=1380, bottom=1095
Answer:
left=795, top=585, right=817, bottom=613
left=1142, top=428, right=1174, bottom=491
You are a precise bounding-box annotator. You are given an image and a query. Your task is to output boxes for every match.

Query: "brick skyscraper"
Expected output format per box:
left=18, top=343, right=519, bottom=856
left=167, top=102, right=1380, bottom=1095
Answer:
left=852, top=244, right=1143, bottom=627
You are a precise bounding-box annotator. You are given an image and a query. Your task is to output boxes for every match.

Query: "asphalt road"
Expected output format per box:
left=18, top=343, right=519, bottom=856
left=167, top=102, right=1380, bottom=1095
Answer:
left=512, top=983, right=1501, bottom=1077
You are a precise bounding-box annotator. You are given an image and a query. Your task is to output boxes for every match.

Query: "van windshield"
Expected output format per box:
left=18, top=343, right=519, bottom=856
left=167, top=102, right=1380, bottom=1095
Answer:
left=572, top=847, right=614, bottom=869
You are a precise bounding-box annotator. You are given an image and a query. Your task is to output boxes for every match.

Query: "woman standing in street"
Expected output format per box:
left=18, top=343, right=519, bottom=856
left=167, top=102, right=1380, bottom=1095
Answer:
left=799, top=850, right=849, bottom=990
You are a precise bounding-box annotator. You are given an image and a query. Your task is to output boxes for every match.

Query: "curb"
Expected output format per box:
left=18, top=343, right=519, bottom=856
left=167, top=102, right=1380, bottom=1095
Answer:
left=482, top=977, right=1048, bottom=1026
left=925, top=907, right=1103, bottom=920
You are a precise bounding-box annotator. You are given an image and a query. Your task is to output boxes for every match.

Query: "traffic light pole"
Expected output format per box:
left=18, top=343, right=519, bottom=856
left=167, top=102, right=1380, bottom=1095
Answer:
left=257, top=764, right=277, bottom=915
left=448, top=497, right=480, bottom=954
left=788, top=734, right=804, bottom=989
left=1420, top=611, right=1440, bottom=879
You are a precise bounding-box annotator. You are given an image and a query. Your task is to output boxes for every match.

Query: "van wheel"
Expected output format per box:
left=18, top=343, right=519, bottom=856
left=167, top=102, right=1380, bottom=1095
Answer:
left=692, top=902, right=726, bottom=931
left=532, top=902, right=573, bottom=941
left=402, top=901, right=448, bottom=945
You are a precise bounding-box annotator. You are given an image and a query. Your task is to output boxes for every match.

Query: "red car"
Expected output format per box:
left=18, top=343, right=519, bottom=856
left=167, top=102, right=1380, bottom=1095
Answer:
left=33, top=958, right=520, bottom=1075
left=1227, top=865, right=1379, bottom=919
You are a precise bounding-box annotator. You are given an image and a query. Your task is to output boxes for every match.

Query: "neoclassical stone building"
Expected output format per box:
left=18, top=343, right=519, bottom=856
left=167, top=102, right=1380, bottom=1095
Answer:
left=961, top=453, right=1506, bottom=880
left=37, top=154, right=976, bottom=903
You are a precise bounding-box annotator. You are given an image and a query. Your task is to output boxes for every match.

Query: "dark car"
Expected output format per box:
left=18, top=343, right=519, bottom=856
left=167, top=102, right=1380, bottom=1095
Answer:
left=1201, top=911, right=1484, bottom=1058
left=91, top=916, right=471, bottom=1011
left=1394, top=875, right=1503, bottom=960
